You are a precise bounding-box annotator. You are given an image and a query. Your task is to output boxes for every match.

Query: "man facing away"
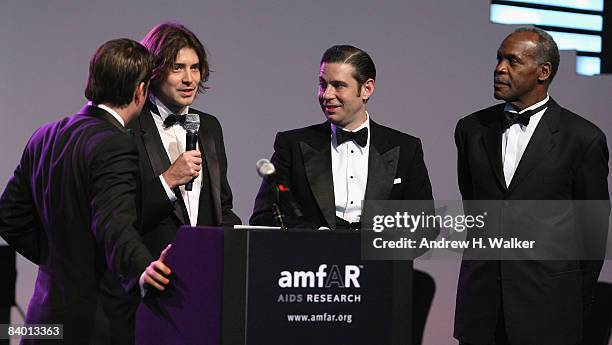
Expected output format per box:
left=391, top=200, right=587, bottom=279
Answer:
left=454, top=27, right=609, bottom=345
left=101, top=22, right=241, bottom=344
left=250, top=44, right=433, bottom=231
left=0, top=38, right=171, bottom=344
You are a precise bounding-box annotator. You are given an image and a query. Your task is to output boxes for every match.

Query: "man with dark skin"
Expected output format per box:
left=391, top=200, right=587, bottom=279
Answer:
left=454, top=27, right=609, bottom=345
left=494, top=30, right=550, bottom=111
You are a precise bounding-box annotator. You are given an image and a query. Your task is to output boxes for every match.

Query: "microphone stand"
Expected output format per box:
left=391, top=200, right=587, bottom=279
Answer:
left=271, top=182, right=287, bottom=231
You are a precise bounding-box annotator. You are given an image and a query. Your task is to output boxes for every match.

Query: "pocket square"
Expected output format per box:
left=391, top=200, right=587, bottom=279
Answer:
left=393, top=178, right=402, bottom=185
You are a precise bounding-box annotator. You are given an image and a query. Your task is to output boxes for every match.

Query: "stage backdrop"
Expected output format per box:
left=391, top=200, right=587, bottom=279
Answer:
left=2, top=1, right=611, bottom=344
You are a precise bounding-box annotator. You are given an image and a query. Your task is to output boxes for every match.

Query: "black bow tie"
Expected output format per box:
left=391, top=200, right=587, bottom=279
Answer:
left=163, top=114, right=186, bottom=128
left=503, top=101, right=549, bottom=129
left=336, top=127, right=368, bottom=147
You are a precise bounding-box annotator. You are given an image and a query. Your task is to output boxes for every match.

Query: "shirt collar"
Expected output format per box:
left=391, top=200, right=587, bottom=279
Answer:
left=504, top=94, right=550, bottom=114
left=331, top=111, right=370, bottom=136
left=87, top=101, right=125, bottom=127
left=150, top=94, right=190, bottom=121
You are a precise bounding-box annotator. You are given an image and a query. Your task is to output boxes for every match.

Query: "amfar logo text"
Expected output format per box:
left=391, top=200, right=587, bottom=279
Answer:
left=278, top=264, right=361, bottom=288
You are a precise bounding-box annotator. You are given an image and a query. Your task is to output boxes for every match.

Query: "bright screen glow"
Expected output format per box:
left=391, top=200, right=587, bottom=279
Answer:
left=491, top=4, right=603, bottom=31
left=576, top=56, right=601, bottom=75
left=502, top=0, right=603, bottom=12
left=546, top=31, right=602, bottom=53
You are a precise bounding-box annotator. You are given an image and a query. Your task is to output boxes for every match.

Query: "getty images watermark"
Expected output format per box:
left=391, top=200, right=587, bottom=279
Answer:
left=360, top=200, right=611, bottom=261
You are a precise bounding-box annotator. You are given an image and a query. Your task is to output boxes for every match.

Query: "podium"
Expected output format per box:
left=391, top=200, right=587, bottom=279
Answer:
left=136, top=227, right=412, bottom=345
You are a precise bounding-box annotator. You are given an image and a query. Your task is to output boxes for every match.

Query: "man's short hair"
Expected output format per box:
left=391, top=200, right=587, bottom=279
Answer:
left=514, top=27, right=560, bottom=83
left=84, top=38, right=152, bottom=107
left=141, top=22, right=210, bottom=93
left=321, top=45, right=376, bottom=87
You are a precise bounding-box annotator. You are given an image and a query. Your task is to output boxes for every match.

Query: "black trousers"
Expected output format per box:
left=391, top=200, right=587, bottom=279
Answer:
left=458, top=310, right=579, bottom=345
left=0, top=306, right=9, bottom=345
left=459, top=308, right=510, bottom=345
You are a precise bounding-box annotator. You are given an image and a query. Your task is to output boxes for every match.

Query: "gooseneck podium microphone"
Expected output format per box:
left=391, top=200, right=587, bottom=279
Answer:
left=256, top=159, right=304, bottom=230
left=184, top=114, right=200, bottom=191
left=256, top=159, right=286, bottom=229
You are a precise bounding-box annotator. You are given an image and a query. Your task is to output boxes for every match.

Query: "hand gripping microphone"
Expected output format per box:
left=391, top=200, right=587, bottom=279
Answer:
left=184, top=114, right=200, bottom=191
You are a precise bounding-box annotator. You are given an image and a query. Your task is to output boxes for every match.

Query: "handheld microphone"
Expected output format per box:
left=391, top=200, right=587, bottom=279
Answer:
left=184, top=114, right=200, bottom=191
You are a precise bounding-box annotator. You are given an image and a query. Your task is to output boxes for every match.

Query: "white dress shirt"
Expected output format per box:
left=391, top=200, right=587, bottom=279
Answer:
left=501, top=95, right=549, bottom=187
left=331, top=113, right=370, bottom=223
left=151, top=95, right=202, bottom=226
left=88, top=102, right=125, bottom=127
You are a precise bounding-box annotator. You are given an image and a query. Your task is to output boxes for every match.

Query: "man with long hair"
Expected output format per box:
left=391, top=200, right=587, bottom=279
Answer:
left=101, top=22, right=241, bottom=344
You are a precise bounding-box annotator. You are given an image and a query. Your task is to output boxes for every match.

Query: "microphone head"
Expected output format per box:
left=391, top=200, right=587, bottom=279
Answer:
left=256, top=158, right=275, bottom=178
left=184, top=114, right=200, bottom=133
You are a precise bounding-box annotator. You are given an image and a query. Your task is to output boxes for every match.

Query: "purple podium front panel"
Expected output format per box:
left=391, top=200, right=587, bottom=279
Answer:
left=135, top=226, right=224, bottom=345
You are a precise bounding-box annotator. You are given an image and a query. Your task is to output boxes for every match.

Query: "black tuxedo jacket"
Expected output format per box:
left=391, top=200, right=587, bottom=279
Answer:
left=250, top=120, right=433, bottom=228
left=100, top=102, right=241, bottom=344
left=453, top=99, right=610, bottom=345
left=129, top=101, right=241, bottom=256
left=0, top=105, right=152, bottom=344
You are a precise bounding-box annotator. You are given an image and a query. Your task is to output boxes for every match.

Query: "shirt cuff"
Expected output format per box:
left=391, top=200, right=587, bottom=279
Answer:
left=159, top=175, right=178, bottom=202
left=139, top=271, right=148, bottom=298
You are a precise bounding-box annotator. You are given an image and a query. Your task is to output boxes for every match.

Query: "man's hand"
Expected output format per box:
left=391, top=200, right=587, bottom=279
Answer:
left=139, top=244, right=172, bottom=293
left=162, top=150, right=202, bottom=188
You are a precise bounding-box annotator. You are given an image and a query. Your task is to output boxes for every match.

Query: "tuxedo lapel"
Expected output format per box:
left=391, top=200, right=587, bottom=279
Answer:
left=137, top=102, right=189, bottom=225
left=197, top=120, right=222, bottom=224
left=483, top=107, right=507, bottom=191
left=139, top=107, right=172, bottom=176
left=365, top=121, right=399, bottom=200
left=300, top=123, right=336, bottom=228
left=506, top=101, right=559, bottom=193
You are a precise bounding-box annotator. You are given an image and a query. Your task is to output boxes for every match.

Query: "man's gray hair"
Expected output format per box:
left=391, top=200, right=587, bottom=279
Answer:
left=514, top=27, right=560, bottom=83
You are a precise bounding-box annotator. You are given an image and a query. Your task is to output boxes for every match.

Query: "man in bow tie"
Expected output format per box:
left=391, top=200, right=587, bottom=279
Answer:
left=250, top=45, right=433, bottom=230
left=454, top=27, right=610, bottom=345
left=100, top=22, right=241, bottom=344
